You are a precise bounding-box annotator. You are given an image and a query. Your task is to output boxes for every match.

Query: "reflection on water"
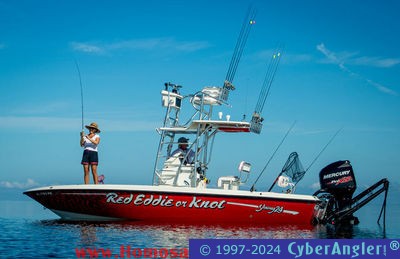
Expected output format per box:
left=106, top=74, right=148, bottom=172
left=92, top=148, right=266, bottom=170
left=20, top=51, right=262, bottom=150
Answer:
left=36, top=218, right=389, bottom=248
left=40, top=220, right=315, bottom=240
left=79, top=224, right=98, bottom=246
left=35, top=219, right=319, bottom=250
left=314, top=223, right=387, bottom=239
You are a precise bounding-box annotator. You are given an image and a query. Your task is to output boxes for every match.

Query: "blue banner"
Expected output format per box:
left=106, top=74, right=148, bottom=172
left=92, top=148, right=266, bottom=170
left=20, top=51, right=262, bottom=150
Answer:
left=189, top=239, right=400, bottom=258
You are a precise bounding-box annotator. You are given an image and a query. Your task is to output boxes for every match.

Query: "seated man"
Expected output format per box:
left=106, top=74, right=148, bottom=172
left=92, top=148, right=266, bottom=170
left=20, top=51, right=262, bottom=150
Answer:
left=170, top=137, right=195, bottom=164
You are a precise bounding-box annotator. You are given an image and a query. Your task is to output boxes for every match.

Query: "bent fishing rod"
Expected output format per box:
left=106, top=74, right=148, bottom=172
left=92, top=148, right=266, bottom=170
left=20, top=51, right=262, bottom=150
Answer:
left=74, top=59, right=85, bottom=131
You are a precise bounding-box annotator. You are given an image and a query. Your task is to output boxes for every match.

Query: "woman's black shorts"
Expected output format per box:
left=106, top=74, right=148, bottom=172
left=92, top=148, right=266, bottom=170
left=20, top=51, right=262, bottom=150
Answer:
left=81, top=150, right=99, bottom=165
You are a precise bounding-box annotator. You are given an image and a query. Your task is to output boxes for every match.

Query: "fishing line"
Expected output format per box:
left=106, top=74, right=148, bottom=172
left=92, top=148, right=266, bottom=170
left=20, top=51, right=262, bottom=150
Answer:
left=250, top=120, right=297, bottom=192
left=74, top=59, right=84, bottom=131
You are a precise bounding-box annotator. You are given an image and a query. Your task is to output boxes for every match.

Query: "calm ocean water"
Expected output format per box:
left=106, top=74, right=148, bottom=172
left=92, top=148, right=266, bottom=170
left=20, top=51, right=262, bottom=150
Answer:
left=0, top=191, right=399, bottom=258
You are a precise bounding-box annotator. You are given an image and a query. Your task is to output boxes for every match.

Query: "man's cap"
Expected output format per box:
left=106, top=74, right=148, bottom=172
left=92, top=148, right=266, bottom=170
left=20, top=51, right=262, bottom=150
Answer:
left=177, top=137, right=189, bottom=144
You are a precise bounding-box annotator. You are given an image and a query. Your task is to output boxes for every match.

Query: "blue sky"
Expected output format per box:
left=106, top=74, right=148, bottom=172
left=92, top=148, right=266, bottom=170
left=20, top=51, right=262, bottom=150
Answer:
left=1, top=0, right=399, bottom=198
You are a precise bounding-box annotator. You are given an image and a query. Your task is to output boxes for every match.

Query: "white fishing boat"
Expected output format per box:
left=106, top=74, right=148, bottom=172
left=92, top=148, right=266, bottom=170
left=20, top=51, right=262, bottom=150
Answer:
left=24, top=81, right=320, bottom=224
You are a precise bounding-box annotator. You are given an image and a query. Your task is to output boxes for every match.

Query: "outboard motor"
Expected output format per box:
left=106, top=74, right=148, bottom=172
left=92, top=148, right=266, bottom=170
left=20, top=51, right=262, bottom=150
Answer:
left=314, top=160, right=359, bottom=225
left=320, top=160, right=356, bottom=210
left=314, top=160, right=389, bottom=229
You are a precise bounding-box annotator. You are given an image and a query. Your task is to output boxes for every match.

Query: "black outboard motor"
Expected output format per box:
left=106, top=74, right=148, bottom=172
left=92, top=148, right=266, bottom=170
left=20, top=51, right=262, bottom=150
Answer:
left=314, top=160, right=389, bottom=229
left=320, top=160, right=356, bottom=210
left=314, top=160, right=359, bottom=225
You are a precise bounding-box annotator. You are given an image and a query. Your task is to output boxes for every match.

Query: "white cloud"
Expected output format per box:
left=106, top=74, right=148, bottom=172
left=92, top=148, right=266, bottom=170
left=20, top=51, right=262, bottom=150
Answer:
left=317, top=43, right=342, bottom=65
left=253, top=49, right=313, bottom=64
left=174, top=41, right=211, bottom=52
left=1, top=101, right=160, bottom=132
left=295, top=129, right=332, bottom=136
left=316, top=43, right=398, bottom=96
left=0, top=116, right=158, bottom=132
left=0, top=116, right=80, bottom=132
left=317, top=43, right=400, bottom=68
left=100, top=119, right=158, bottom=132
left=310, top=182, right=320, bottom=190
left=365, top=79, right=397, bottom=96
left=1, top=178, right=39, bottom=189
left=11, top=101, right=72, bottom=115
left=351, top=56, right=400, bottom=68
left=71, top=37, right=211, bottom=54
left=70, top=42, right=104, bottom=54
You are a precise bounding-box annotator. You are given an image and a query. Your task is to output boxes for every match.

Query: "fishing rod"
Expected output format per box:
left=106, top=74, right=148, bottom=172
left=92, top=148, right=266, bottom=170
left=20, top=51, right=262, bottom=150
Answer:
left=266, top=128, right=342, bottom=192
left=250, top=121, right=296, bottom=192
left=305, top=127, right=343, bottom=172
left=225, top=5, right=257, bottom=85
left=249, top=45, right=283, bottom=134
left=74, top=59, right=84, bottom=131
left=255, top=44, right=284, bottom=114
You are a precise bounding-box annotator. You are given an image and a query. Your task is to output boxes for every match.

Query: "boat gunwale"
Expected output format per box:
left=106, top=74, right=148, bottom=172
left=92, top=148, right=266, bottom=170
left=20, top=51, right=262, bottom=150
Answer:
left=24, top=184, right=320, bottom=203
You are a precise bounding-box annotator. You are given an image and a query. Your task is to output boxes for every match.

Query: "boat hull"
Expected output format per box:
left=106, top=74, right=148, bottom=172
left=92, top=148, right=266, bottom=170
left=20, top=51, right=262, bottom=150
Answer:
left=24, top=185, right=319, bottom=225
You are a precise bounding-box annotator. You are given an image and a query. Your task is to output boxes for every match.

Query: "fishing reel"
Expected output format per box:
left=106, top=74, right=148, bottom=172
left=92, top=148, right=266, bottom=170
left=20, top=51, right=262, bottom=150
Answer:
left=223, top=80, right=235, bottom=90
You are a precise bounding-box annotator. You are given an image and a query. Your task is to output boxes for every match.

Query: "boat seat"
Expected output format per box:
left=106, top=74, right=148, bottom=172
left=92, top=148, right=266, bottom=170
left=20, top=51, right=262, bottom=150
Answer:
left=159, top=153, right=194, bottom=186
left=217, top=176, right=240, bottom=190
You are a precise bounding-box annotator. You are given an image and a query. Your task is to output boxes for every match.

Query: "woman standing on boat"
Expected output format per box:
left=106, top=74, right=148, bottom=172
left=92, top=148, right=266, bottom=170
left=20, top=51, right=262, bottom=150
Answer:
left=80, top=122, right=101, bottom=184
